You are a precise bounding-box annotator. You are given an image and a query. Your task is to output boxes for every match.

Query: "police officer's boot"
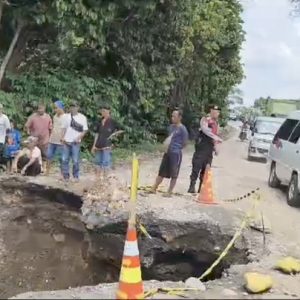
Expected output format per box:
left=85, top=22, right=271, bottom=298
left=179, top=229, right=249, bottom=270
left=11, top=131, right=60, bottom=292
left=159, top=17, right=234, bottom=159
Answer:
left=187, top=180, right=196, bottom=193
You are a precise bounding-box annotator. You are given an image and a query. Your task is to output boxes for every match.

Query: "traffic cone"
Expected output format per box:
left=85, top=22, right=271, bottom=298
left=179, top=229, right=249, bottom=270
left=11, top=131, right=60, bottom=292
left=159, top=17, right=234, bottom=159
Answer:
left=197, top=168, right=218, bottom=205
left=116, top=224, right=144, bottom=299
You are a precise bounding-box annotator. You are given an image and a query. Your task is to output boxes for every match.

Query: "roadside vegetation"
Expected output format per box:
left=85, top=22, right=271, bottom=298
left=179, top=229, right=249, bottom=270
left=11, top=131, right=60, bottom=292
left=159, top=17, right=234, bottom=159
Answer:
left=0, top=0, right=245, bottom=159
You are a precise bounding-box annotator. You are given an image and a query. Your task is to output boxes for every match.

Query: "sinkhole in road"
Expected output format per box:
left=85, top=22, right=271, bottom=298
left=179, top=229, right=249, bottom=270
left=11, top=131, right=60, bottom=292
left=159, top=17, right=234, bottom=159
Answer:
left=0, top=178, right=250, bottom=298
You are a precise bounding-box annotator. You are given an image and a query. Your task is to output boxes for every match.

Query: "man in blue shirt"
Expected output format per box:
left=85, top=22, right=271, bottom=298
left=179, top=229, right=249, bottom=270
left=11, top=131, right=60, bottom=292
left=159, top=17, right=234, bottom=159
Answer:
left=150, top=108, right=189, bottom=196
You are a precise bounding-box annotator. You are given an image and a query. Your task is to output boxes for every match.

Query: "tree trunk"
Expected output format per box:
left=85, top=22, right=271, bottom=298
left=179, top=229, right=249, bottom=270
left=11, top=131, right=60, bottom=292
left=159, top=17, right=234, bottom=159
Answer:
left=0, top=22, right=23, bottom=88
left=0, top=1, right=4, bottom=28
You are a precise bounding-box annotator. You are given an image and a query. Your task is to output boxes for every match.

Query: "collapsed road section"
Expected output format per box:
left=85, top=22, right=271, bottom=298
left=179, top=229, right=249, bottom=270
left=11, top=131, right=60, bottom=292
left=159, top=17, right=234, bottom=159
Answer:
left=0, top=176, right=255, bottom=299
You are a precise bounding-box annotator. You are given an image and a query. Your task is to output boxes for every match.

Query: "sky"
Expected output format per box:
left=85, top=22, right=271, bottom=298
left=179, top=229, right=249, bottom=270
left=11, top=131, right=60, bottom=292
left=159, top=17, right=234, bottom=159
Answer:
left=240, top=0, right=300, bottom=106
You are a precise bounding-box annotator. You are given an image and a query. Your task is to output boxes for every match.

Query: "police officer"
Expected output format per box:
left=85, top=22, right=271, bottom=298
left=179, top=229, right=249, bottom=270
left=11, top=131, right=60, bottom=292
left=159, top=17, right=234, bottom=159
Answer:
left=187, top=105, right=223, bottom=194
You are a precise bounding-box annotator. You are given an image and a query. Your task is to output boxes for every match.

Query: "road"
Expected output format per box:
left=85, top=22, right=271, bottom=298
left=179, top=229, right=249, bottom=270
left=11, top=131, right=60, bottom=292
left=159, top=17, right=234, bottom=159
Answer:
left=213, top=125, right=300, bottom=257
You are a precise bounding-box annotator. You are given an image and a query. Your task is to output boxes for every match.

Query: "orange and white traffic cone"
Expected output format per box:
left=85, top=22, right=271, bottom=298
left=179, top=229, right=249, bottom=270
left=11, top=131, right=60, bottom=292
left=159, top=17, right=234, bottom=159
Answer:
left=197, top=167, right=218, bottom=205
left=116, top=224, right=144, bottom=299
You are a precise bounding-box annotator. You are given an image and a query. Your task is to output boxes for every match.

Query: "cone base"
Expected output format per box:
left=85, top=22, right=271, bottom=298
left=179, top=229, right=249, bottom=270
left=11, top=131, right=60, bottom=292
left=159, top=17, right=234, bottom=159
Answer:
left=198, top=200, right=219, bottom=205
left=197, top=196, right=219, bottom=205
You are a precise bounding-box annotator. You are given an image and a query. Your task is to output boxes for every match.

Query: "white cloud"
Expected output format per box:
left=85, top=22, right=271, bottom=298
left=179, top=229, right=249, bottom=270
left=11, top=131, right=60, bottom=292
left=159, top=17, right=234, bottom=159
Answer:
left=240, top=0, right=300, bottom=105
left=278, top=42, right=292, bottom=57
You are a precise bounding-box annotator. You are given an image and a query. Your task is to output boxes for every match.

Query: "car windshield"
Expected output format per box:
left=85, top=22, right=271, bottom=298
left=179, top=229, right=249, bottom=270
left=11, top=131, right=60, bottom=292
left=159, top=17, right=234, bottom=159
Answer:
left=255, top=120, right=282, bottom=135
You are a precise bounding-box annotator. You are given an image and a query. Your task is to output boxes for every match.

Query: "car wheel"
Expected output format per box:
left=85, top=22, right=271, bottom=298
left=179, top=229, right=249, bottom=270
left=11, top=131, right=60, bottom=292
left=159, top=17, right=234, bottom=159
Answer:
left=287, top=173, right=300, bottom=207
left=268, top=162, right=280, bottom=188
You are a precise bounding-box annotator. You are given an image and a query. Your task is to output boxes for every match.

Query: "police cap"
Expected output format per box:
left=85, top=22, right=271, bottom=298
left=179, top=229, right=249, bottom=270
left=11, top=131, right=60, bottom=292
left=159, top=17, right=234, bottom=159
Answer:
left=209, top=104, right=221, bottom=111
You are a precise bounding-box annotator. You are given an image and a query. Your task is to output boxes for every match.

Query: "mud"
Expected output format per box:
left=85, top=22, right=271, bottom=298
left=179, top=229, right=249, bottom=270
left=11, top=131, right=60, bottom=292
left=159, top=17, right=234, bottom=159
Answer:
left=0, top=176, right=250, bottom=298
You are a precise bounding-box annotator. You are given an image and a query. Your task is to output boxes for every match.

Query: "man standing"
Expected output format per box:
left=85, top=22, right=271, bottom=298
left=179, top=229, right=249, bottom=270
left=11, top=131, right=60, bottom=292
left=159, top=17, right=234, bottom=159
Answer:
left=187, top=105, right=223, bottom=194
left=150, top=109, right=189, bottom=196
left=47, top=100, right=65, bottom=175
left=25, top=103, right=52, bottom=173
left=61, top=101, right=88, bottom=182
left=91, top=104, right=123, bottom=178
left=0, top=104, right=11, bottom=168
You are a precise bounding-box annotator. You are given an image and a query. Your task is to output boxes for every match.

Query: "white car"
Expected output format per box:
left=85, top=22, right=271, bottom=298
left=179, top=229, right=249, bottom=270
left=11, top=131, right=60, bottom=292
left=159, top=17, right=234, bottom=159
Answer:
left=268, top=111, right=300, bottom=207
left=248, top=117, right=285, bottom=161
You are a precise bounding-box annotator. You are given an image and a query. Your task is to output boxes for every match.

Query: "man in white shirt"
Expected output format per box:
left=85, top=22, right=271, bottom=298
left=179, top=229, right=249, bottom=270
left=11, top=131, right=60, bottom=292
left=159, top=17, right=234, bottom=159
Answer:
left=0, top=104, right=11, bottom=168
left=61, top=101, right=88, bottom=182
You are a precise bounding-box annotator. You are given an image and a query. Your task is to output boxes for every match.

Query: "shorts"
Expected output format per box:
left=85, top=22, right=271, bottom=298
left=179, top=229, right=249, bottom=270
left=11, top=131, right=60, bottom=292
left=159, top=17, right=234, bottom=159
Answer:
left=95, top=149, right=112, bottom=169
left=47, top=143, right=63, bottom=161
left=158, top=151, right=182, bottom=179
left=38, top=143, right=48, bottom=161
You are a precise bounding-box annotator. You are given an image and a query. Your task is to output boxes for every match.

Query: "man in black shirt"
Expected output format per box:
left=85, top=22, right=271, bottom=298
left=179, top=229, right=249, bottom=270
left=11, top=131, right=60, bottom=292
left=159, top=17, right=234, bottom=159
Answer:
left=91, top=104, right=123, bottom=178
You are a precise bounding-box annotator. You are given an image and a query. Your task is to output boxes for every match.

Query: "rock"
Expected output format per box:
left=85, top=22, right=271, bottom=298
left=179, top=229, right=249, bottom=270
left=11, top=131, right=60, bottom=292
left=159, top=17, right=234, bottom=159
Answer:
left=53, top=234, right=65, bottom=243
left=222, top=289, right=238, bottom=297
left=185, top=277, right=206, bottom=291
left=275, top=257, right=300, bottom=274
left=244, top=272, right=273, bottom=294
left=250, top=216, right=272, bottom=234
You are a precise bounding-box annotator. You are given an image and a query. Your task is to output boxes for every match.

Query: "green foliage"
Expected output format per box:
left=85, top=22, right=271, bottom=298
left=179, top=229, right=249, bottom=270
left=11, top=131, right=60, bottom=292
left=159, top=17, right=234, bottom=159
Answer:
left=0, top=0, right=245, bottom=149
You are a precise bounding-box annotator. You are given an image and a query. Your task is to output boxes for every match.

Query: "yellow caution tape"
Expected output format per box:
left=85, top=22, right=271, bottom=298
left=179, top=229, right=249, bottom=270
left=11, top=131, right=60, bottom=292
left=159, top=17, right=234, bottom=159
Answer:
left=134, top=185, right=261, bottom=201
left=223, top=188, right=260, bottom=203
left=138, top=222, right=152, bottom=240
left=199, top=193, right=261, bottom=280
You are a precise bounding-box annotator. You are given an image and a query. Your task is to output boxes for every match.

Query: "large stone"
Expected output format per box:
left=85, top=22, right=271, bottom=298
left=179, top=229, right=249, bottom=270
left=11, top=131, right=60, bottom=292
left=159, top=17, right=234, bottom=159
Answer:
left=184, top=277, right=206, bottom=291
left=52, top=234, right=65, bottom=243
left=244, top=272, right=273, bottom=294
left=250, top=215, right=272, bottom=234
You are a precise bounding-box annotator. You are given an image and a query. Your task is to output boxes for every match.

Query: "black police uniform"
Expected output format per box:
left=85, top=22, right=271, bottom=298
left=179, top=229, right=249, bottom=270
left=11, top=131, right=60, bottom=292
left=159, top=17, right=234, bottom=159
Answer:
left=187, top=116, right=219, bottom=194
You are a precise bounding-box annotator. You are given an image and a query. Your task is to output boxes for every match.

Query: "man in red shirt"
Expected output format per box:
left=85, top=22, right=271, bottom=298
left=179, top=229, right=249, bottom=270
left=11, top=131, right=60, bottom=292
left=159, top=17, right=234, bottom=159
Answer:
left=187, top=105, right=222, bottom=194
left=25, top=103, right=52, bottom=173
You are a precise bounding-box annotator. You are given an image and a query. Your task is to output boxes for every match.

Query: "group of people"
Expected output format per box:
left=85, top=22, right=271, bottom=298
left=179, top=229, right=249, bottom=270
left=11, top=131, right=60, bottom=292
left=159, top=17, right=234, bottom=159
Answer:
left=0, top=100, right=123, bottom=181
left=150, top=105, right=223, bottom=196
left=0, top=99, right=222, bottom=193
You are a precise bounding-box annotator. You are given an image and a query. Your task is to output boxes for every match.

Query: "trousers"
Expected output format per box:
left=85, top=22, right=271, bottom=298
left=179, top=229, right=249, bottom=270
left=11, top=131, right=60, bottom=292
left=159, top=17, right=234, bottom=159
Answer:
left=61, top=142, right=81, bottom=179
left=190, top=151, right=213, bottom=182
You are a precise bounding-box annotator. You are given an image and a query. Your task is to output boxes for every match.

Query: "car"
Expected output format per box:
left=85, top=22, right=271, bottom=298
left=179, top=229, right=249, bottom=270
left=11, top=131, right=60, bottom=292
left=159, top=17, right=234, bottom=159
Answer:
left=268, top=110, right=300, bottom=207
left=229, top=113, right=237, bottom=121
left=248, top=116, right=285, bottom=161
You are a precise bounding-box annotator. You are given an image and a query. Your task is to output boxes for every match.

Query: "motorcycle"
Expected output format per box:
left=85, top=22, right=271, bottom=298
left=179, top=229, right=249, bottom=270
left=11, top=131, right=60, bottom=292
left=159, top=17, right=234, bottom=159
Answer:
left=239, top=127, right=248, bottom=141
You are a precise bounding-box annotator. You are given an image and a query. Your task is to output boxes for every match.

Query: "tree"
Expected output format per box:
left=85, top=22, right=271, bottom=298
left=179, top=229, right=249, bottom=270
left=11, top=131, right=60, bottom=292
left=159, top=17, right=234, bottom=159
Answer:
left=0, top=0, right=245, bottom=145
left=228, top=87, right=244, bottom=106
left=0, top=0, right=50, bottom=87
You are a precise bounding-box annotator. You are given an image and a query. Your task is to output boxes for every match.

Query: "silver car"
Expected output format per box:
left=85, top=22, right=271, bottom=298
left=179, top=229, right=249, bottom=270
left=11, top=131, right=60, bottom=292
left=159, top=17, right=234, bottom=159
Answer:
left=248, top=117, right=285, bottom=161
left=268, top=111, right=300, bottom=207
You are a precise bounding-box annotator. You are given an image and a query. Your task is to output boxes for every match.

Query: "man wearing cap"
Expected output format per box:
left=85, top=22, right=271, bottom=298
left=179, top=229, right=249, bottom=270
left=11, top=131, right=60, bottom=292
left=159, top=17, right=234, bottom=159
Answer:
left=187, top=105, right=223, bottom=194
left=12, top=136, right=42, bottom=176
left=46, top=100, right=65, bottom=175
left=61, top=101, right=88, bottom=182
left=0, top=103, right=11, bottom=168
left=91, top=104, right=123, bottom=178
left=25, top=103, right=52, bottom=173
